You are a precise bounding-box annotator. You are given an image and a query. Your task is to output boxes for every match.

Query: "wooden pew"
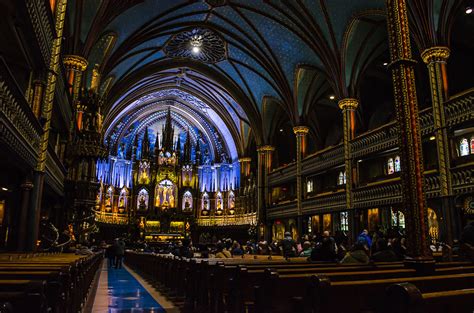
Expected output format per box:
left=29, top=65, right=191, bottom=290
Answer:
left=386, top=282, right=474, bottom=313
left=255, top=268, right=474, bottom=313
left=0, top=280, right=47, bottom=312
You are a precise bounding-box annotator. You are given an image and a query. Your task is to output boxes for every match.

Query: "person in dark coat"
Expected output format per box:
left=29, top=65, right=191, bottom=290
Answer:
left=310, top=237, right=337, bottom=262
left=371, top=238, right=399, bottom=262
left=340, top=241, right=370, bottom=264
left=113, top=238, right=125, bottom=269
left=461, top=221, right=474, bottom=245
left=105, top=244, right=115, bottom=268
left=280, top=232, right=297, bottom=258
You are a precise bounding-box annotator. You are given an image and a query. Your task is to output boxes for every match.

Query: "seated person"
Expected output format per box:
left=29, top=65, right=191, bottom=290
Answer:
left=215, top=242, right=232, bottom=258
left=231, top=241, right=244, bottom=256
left=371, top=238, right=398, bottom=262
left=310, top=238, right=337, bottom=262
left=299, top=241, right=312, bottom=257
left=340, top=241, right=370, bottom=264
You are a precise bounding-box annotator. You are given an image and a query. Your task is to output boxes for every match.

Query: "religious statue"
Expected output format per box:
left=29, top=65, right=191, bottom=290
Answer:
left=139, top=194, right=147, bottom=210
left=169, top=193, right=175, bottom=208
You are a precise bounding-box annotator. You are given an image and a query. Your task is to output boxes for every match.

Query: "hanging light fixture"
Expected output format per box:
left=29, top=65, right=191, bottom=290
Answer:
left=190, top=34, right=203, bottom=54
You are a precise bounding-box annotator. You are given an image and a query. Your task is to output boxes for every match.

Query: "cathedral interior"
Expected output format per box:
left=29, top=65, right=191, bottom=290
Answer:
left=0, top=0, right=473, bottom=312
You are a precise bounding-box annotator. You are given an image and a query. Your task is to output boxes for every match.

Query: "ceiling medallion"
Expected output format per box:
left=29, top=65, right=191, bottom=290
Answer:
left=164, top=28, right=227, bottom=64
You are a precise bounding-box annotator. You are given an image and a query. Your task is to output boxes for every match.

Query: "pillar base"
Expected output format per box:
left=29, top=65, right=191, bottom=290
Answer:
left=404, top=257, right=436, bottom=275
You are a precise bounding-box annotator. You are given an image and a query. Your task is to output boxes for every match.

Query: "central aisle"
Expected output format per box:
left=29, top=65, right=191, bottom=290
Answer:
left=92, top=261, right=178, bottom=312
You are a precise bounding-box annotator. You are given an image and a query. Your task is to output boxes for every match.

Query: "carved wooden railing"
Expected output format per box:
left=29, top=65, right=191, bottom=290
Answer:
left=0, top=57, right=43, bottom=167
left=45, top=145, right=66, bottom=195
left=94, top=211, right=129, bottom=225
left=302, top=144, right=344, bottom=175
left=197, top=212, right=257, bottom=226
left=302, top=191, right=346, bottom=212
left=445, top=88, right=474, bottom=127
left=267, top=201, right=298, bottom=219
left=269, top=91, right=472, bottom=187
left=451, top=165, right=474, bottom=194
left=351, top=122, right=398, bottom=159
left=25, top=0, right=55, bottom=66
left=266, top=170, right=456, bottom=218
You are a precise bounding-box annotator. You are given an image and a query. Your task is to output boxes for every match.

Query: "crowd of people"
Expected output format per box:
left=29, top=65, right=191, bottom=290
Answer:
left=66, top=221, right=474, bottom=264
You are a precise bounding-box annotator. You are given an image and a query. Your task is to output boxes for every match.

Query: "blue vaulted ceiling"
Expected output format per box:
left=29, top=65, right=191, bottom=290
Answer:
left=69, top=0, right=451, bottom=150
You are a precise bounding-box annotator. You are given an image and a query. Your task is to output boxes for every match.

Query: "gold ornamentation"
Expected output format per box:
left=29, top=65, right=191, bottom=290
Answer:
left=421, top=46, right=450, bottom=64
left=293, top=125, right=309, bottom=135
left=338, top=98, right=359, bottom=111
left=239, top=157, right=252, bottom=162
left=257, top=145, right=275, bottom=152
left=63, top=55, right=88, bottom=71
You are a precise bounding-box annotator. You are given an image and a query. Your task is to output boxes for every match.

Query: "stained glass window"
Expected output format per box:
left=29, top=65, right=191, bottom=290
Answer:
left=394, top=156, right=401, bottom=172
left=391, top=209, right=405, bottom=229
left=338, top=172, right=345, bottom=185
left=471, top=137, right=474, bottom=154
left=340, top=211, right=349, bottom=232
left=387, top=158, right=395, bottom=174
left=460, top=138, right=469, bottom=156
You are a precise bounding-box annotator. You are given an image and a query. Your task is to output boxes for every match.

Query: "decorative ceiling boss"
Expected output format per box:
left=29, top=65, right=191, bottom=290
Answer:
left=164, top=28, right=227, bottom=64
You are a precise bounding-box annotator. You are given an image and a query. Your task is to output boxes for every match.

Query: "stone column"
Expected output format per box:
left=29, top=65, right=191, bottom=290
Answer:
left=339, top=98, right=359, bottom=239
left=257, top=146, right=274, bottom=240
left=386, top=0, right=433, bottom=270
left=293, top=126, right=309, bottom=236
left=421, top=46, right=454, bottom=244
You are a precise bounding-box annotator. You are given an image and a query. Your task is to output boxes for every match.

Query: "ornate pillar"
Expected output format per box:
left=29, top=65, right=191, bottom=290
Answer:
left=31, top=80, right=45, bottom=119
left=27, top=0, right=69, bottom=251
left=239, top=157, right=252, bottom=179
left=63, top=55, right=88, bottom=101
left=293, top=126, right=309, bottom=235
left=339, top=98, right=359, bottom=239
left=18, top=179, right=34, bottom=251
left=421, top=46, right=454, bottom=244
left=257, top=145, right=274, bottom=240
left=386, top=0, right=433, bottom=269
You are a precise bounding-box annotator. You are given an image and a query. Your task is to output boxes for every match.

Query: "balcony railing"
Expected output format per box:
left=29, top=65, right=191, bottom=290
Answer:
left=94, top=211, right=129, bottom=225
left=197, top=213, right=257, bottom=227
left=0, top=57, right=43, bottom=167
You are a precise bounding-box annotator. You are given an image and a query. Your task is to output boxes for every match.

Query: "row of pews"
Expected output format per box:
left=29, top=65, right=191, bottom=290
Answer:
left=0, top=252, right=102, bottom=312
left=125, top=252, right=474, bottom=313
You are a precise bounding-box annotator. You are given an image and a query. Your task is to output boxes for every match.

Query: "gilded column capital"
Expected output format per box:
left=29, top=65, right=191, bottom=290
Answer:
left=63, top=55, right=88, bottom=71
left=257, top=145, right=275, bottom=152
left=293, top=125, right=309, bottom=135
left=338, top=98, right=359, bottom=111
left=239, top=157, right=252, bottom=163
left=421, top=46, right=450, bottom=64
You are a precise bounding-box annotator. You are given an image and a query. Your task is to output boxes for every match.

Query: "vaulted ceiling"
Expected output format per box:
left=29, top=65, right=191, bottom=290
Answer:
left=64, top=0, right=467, bottom=157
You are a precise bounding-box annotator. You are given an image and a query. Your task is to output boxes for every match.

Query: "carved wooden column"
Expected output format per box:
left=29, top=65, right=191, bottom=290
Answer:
left=27, top=0, right=69, bottom=251
left=18, top=179, right=34, bottom=251
left=421, top=46, right=454, bottom=244
left=339, top=98, right=359, bottom=239
left=257, top=146, right=274, bottom=240
left=31, top=80, right=45, bottom=119
left=386, top=0, right=434, bottom=270
left=63, top=55, right=88, bottom=101
left=293, top=126, right=309, bottom=235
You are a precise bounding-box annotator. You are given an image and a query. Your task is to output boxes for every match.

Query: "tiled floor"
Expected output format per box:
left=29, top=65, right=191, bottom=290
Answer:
left=92, top=262, right=179, bottom=312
